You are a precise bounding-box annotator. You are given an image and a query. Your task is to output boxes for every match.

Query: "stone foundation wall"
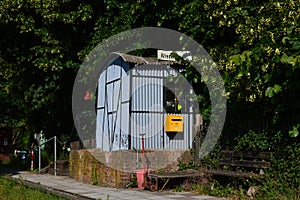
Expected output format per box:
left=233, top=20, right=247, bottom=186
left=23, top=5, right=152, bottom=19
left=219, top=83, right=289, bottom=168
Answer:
left=69, top=149, right=192, bottom=188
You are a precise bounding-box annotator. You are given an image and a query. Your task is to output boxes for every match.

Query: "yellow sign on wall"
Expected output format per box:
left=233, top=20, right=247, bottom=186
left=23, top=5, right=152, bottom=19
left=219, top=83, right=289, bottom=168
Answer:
left=165, top=115, right=184, bottom=132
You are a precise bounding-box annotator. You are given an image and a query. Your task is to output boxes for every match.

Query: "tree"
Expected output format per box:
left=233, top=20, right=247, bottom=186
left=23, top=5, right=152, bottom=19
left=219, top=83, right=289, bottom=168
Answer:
left=0, top=0, right=102, bottom=149
left=177, top=0, right=300, bottom=137
left=1, top=0, right=299, bottom=150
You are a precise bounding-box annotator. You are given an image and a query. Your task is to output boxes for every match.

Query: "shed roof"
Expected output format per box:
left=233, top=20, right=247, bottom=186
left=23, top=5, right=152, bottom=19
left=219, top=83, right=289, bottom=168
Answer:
left=112, top=52, right=179, bottom=65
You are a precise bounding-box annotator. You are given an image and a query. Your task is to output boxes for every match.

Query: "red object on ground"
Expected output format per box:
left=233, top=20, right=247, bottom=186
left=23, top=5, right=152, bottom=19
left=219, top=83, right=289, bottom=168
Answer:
left=136, top=169, right=151, bottom=189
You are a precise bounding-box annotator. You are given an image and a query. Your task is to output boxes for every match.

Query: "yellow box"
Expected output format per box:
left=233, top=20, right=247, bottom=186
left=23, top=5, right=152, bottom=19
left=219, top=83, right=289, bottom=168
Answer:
left=165, top=115, right=184, bottom=132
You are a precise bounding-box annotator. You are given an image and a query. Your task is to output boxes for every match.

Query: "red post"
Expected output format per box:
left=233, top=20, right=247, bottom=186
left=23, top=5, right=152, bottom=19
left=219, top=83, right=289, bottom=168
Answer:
left=141, top=134, right=146, bottom=169
left=141, top=134, right=148, bottom=188
left=31, top=150, right=34, bottom=171
left=142, top=137, right=145, bottom=155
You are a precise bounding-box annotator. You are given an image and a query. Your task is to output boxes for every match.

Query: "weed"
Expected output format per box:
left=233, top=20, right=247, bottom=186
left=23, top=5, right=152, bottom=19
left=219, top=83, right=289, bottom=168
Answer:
left=91, top=164, right=98, bottom=185
left=174, top=185, right=184, bottom=192
left=126, top=174, right=137, bottom=188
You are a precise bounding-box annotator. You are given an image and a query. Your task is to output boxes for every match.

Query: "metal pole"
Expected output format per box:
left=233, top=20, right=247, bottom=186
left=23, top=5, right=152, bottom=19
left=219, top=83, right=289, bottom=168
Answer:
left=54, top=136, right=57, bottom=176
left=38, top=144, right=41, bottom=173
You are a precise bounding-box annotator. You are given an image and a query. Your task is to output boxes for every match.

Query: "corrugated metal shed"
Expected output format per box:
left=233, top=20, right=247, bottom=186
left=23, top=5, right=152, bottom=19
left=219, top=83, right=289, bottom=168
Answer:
left=96, top=53, right=196, bottom=151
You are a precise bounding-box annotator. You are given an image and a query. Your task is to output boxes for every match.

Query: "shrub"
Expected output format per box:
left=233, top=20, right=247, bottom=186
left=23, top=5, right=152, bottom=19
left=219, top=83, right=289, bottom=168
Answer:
left=198, top=130, right=300, bottom=199
left=256, top=142, right=300, bottom=199
left=233, top=130, right=277, bottom=152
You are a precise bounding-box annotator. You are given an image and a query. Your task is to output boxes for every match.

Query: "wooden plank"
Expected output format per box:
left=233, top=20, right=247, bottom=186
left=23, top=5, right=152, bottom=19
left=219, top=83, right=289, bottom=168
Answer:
left=148, top=173, right=200, bottom=178
left=219, top=159, right=271, bottom=168
left=148, top=172, right=200, bottom=178
left=147, top=169, right=201, bottom=191
left=147, top=169, right=200, bottom=178
left=220, top=150, right=273, bottom=160
left=160, top=179, right=170, bottom=191
left=203, top=151, right=273, bottom=179
left=204, top=170, right=263, bottom=179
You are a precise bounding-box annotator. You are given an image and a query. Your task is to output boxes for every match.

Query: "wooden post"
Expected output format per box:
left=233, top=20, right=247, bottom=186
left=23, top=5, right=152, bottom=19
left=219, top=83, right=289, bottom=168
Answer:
left=38, top=144, right=41, bottom=173
left=193, top=114, right=203, bottom=164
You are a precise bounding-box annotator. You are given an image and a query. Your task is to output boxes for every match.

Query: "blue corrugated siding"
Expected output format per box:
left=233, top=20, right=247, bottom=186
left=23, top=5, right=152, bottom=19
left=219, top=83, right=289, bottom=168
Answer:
left=96, top=57, right=195, bottom=151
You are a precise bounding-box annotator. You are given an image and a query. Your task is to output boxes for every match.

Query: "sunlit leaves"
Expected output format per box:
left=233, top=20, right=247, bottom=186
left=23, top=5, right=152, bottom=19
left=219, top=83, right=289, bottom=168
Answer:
left=289, top=124, right=300, bottom=138
left=41, top=3, right=93, bottom=24
left=265, top=84, right=282, bottom=98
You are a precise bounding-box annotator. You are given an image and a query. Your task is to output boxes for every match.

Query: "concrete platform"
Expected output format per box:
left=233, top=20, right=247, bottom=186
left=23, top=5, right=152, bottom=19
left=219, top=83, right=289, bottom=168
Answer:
left=10, top=172, right=226, bottom=200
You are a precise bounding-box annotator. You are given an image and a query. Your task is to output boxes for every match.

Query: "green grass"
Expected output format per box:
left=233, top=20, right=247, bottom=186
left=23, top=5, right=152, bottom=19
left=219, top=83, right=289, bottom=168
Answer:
left=0, top=176, right=65, bottom=200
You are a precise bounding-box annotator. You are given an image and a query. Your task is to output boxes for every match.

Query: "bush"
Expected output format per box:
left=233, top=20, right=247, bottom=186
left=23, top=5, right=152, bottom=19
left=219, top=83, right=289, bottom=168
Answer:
left=233, top=130, right=281, bottom=152
left=256, top=142, right=300, bottom=199
left=195, top=130, right=300, bottom=199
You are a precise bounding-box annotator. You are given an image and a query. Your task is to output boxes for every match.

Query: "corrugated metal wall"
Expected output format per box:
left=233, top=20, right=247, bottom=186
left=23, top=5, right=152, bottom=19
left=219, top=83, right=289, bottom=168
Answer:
left=130, top=65, right=165, bottom=149
left=96, top=57, right=195, bottom=151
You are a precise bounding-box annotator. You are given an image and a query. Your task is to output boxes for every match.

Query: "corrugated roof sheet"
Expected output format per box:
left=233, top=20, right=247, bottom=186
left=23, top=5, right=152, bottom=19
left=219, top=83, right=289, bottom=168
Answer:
left=112, top=52, right=178, bottom=65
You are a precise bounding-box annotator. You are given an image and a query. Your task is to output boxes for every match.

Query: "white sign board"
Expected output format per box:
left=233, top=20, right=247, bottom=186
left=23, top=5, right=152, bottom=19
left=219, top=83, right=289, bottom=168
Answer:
left=157, top=50, right=192, bottom=61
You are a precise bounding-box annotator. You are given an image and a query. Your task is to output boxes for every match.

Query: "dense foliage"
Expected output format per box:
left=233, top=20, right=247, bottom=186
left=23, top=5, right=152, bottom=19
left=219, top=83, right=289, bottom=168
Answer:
left=0, top=0, right=101, bottom=148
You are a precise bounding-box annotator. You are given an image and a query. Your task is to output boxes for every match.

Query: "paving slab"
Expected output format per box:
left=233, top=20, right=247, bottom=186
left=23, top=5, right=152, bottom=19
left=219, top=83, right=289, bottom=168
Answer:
left=10, top=172, right=225, bottom=200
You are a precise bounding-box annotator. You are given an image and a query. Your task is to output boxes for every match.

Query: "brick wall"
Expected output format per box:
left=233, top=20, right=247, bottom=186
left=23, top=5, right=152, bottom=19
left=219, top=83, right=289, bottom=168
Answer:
left=69, top=149, right=192, bottom=188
